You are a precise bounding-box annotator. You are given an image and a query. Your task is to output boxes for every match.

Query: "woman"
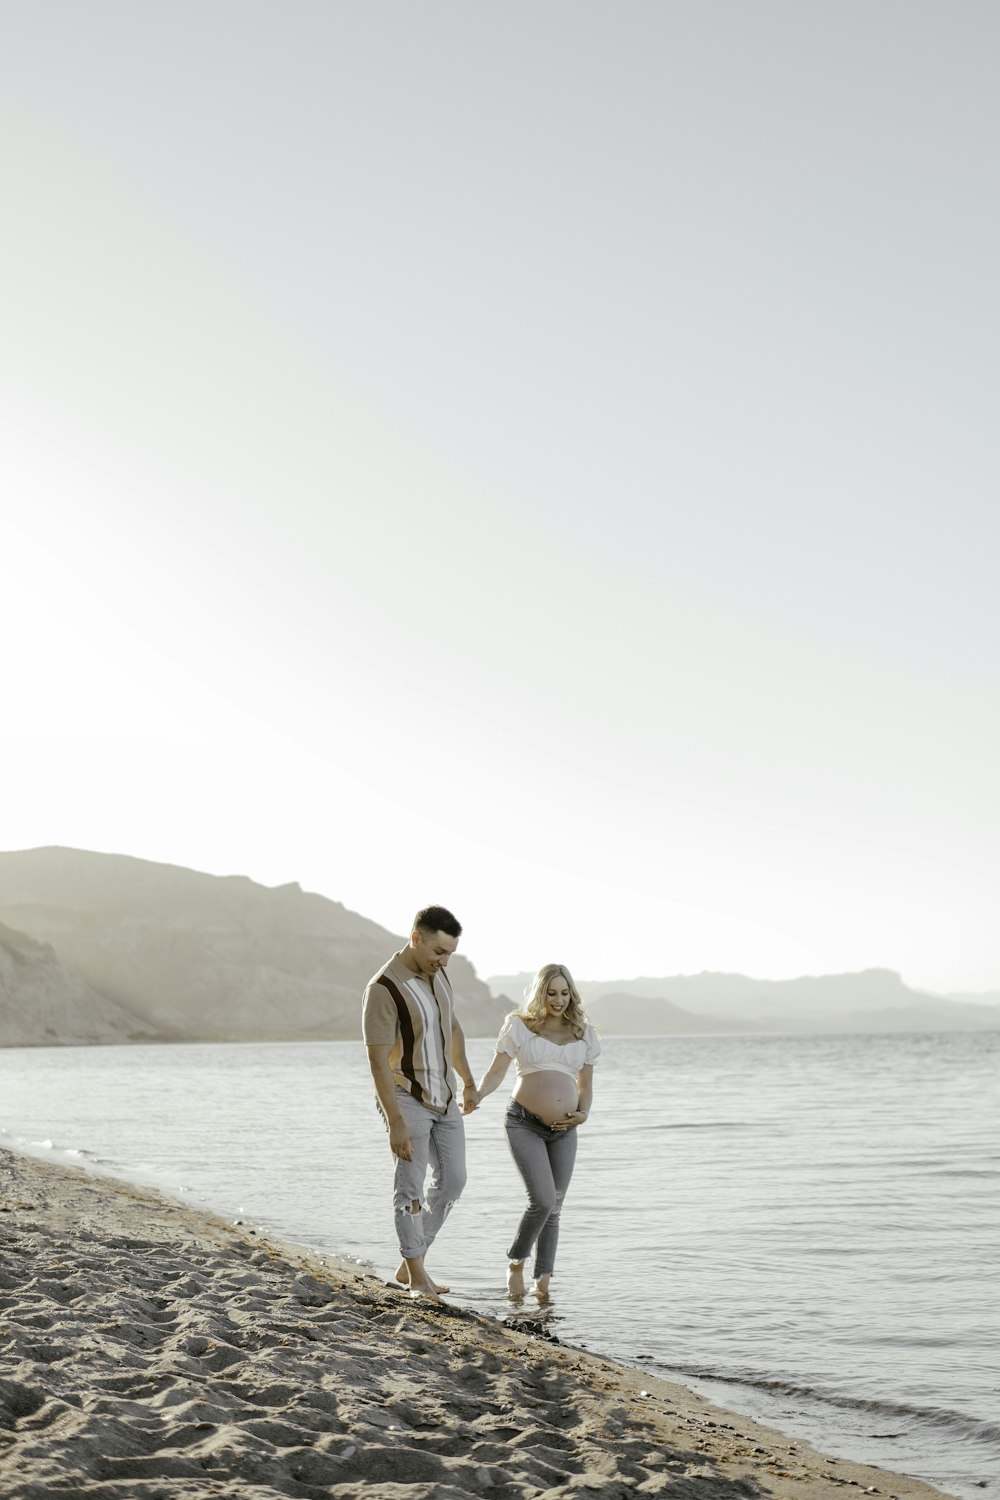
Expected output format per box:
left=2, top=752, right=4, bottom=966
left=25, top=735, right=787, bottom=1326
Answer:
left=477, top=963, right=600, bottom=1300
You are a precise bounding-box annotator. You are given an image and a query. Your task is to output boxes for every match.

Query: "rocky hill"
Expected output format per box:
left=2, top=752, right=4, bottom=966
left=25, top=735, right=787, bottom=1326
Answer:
left=0, top=847, right=506, bottom=1045
left=0, top=921, right=156, bottom=1047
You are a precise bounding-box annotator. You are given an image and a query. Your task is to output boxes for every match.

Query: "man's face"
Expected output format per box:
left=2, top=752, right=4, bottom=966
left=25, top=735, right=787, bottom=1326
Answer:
left=410, top=928, right=458, bottom=979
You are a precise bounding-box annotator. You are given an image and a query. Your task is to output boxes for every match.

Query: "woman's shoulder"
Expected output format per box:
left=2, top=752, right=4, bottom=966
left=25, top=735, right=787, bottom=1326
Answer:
left=498, top=1011, right=532, bottom=1038
left=581, top=1020, right=602, bottom=1058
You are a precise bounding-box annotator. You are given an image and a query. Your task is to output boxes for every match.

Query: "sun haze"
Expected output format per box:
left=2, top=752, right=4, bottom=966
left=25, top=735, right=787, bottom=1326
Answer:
left=2, top=3, right=998, bottom=993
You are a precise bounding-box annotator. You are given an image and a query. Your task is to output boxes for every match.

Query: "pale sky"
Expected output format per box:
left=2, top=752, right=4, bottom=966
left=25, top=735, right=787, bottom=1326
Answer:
left=2, top=2, right=998, bottom=993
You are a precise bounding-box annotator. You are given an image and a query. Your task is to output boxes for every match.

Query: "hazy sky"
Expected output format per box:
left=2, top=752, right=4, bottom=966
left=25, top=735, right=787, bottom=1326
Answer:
left=3, top=3, right=998, bottom=991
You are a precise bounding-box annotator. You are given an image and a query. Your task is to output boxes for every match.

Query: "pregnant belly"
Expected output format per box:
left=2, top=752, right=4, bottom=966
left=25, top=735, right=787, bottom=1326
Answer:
left=512, top=1070, right=579, bottom=1126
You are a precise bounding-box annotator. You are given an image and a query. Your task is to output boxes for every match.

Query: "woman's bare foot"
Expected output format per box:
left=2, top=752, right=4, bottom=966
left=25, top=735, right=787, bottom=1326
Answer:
left=533, top=1273, right=551, bottom=1303
left=507, top=1260, right=526, bottom=1299
left=395, top=1258, right=450, bottom=1296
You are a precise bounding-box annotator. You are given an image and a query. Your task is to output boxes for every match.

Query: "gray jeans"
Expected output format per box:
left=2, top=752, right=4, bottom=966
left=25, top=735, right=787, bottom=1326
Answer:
left=505, top=1100, right=578, bottom=1278
left=389, top=1088, right=467, bottom=1261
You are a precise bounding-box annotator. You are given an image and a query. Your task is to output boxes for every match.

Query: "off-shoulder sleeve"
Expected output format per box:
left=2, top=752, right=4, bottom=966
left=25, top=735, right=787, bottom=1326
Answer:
left=583, top=1024, right=602, bottom=1065
left=495, top=1013, right=521, bottom=1057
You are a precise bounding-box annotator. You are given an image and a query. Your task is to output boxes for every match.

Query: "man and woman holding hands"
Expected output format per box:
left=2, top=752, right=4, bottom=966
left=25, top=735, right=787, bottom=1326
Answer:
left=362, top=905, right=600, bottom=1302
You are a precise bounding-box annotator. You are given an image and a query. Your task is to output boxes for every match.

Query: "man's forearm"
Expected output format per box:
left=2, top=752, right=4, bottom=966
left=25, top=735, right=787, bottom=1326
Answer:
left=367, top=1048, right=404, bottom=1124
left=451, top=1022, right=479, bottom=1113
left=366, top=1045, right=414, bottom=1159
left=451, top=1026, right=475, bottom=1086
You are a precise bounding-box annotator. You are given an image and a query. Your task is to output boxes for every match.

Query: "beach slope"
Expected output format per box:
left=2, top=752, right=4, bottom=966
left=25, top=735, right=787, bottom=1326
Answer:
left=0, top=1148, right=951, bottom=1499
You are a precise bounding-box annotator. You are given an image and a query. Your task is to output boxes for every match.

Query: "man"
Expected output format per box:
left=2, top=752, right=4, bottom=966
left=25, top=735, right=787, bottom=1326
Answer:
left=362, top=905, right=479, bottom=1300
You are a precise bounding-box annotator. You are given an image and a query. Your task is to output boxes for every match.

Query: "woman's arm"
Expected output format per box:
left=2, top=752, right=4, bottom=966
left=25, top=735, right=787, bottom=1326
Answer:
left=553, top=1063, right=594, bottom=1131
left=477, top=1050, right=513, bottom=1100
left=576, top=1062, right=594, bottom=1118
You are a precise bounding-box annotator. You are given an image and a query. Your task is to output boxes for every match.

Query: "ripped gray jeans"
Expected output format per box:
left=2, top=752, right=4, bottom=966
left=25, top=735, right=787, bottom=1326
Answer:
left=388, top=1087, right=467, bottom=1260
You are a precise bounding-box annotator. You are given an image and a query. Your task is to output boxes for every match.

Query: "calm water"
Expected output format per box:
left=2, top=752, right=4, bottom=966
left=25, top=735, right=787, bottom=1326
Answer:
left=1, top=1031, right=997, bottom=1500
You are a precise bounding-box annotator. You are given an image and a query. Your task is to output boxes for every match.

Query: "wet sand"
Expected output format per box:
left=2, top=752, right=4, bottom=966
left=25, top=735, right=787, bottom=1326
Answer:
left=0, top=1147, right=952, bottom=1499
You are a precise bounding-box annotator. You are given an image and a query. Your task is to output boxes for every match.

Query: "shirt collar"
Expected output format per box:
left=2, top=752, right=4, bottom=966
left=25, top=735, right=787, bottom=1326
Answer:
left=387, top=949, right=436, bottom=990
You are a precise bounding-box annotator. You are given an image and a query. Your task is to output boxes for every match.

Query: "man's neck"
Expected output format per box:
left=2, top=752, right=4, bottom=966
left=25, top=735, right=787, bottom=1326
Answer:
left=399, top=947, right=428, bottom=980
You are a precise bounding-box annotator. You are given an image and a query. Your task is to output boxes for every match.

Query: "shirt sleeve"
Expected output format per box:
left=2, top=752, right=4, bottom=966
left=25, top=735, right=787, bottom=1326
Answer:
left=583, top=1024, right=602, bottom=1065
left=362, top=980, right=399, bottom=1046
left=495, top=1012, right=520, bottom=1057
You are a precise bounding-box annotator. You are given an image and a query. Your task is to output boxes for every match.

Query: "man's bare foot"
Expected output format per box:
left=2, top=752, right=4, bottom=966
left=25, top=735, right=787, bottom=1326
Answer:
left=507, top=1260, right=526, bottom=1299
left=533, top=1273, right=551, bottom=1303
left=395, top=1259, right=449, bottom=1295
left=406, top=1276, right=443, bottom=1302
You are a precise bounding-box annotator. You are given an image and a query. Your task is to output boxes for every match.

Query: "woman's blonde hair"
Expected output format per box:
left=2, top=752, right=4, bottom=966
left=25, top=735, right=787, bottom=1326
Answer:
left=519, top=963, right=588, bottom=1039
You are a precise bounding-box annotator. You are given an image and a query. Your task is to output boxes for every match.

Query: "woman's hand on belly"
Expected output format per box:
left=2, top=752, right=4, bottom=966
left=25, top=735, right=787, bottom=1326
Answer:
left=551, top=1109, right=588, bottom=1132
left=512, top=1072, right=579, bottom=1126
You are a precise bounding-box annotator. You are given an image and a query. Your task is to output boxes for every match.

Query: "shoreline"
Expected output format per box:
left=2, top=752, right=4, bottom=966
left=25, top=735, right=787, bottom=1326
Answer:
left=0, top=1146, right=953, bottom=1500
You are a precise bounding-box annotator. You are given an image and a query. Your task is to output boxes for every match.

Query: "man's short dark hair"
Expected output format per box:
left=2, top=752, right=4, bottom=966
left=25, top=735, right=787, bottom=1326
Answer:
left=413, top=905, right=462, bottom=939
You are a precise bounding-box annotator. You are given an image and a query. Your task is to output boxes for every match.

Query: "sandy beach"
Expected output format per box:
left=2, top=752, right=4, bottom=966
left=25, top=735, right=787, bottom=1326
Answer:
left=0, top=1148, right=951, bottom=1500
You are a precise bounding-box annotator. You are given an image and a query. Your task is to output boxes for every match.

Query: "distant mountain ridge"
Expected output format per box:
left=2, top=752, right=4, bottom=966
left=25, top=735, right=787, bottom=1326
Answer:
left=0, top=847, right=506, bottom=1047
left=4, top=846, right=995, bottom=1047
left=487, top=969, right=1000, bottom=1036
left=585, top=990, right=759, bottom=1036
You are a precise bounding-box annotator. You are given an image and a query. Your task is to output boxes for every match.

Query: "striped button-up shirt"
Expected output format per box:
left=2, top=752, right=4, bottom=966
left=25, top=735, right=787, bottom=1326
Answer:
left=361, top=951, right=456, bottom=1112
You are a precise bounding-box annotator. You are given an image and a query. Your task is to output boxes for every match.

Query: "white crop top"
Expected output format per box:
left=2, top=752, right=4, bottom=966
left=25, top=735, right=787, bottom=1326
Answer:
left=495, top=1013, right=602, bottom=1079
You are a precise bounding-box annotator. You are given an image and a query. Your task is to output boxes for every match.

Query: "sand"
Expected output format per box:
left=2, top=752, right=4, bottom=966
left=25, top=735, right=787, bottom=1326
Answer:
left=0, top=1147, right=952, bottom=1500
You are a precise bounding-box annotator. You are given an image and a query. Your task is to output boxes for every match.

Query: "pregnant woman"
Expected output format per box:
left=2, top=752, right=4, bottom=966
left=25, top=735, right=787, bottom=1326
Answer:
left=477, top=963, right=601, bottom=1301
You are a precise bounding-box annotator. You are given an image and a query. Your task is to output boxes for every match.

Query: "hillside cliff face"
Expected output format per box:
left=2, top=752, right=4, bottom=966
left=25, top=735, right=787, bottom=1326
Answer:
left=0, top=921, right=155, bottom=1047
left=0, top=847, right=506, bottom=1044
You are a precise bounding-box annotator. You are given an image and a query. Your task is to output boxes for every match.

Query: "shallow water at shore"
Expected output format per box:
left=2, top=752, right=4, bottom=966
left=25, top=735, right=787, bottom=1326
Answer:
left=1, top=1029, right=997, bottom=1499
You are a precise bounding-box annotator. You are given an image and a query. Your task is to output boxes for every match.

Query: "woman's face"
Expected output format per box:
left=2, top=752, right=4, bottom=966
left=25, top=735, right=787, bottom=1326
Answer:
left=543, top=975, right=572, bottom=1018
